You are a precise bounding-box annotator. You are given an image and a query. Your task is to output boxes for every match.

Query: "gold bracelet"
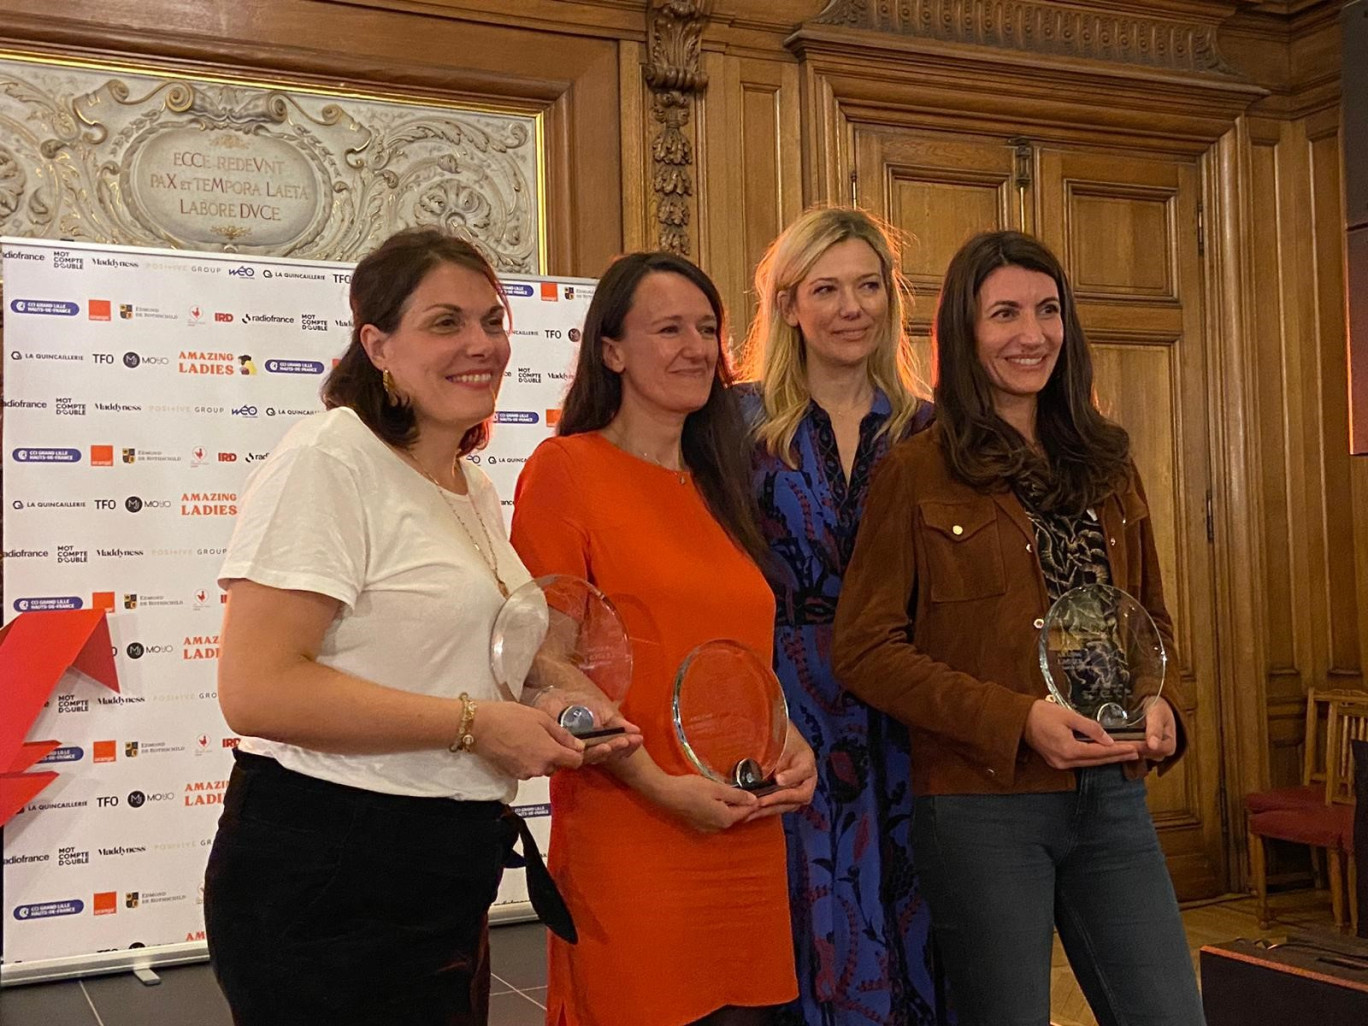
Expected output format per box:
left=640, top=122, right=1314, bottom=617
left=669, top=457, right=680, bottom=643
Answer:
left=449, top=693, right=477, bottom=753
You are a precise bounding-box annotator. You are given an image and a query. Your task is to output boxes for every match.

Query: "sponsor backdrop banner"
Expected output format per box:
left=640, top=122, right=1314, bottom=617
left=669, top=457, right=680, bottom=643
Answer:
left=1, top=238, right=590, bottom=972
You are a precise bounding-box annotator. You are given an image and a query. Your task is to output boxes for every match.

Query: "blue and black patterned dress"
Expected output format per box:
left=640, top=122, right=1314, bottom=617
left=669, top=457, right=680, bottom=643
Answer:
left=743, top=387, right=941, bottom=1026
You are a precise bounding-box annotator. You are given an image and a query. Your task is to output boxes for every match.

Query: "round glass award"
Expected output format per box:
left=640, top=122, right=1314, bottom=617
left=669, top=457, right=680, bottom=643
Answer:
left=489, top=574, right=633, bottom=744
left=671, top=640, right=788, bottom=794
left=1037, top=583, right=1166, bottom=740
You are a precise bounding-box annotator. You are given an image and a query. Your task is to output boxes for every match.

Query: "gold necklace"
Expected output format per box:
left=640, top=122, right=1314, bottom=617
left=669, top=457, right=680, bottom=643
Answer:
left=606, top=427, right=689, bottom=485
left=405, top=452, right=510, bottom=598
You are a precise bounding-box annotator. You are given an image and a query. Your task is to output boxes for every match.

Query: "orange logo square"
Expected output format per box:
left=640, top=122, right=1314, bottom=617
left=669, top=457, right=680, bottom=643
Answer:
left=545, top=408, right=562, bottom=427
left=92, top=740, right=116, bottom=763
left=92, top=592, right=116, bottom=612
left=539, top=282, right=558, bottom=302
left=90, top=445, right=114, bottom=467
left=88, top=299, right=111, bottom=321
left=93, top=891, right=117, bottom=915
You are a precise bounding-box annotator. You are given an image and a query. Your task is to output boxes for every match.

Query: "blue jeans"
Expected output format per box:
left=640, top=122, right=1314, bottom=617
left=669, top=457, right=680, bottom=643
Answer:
left=913, top=767, right=1204, bottom=1026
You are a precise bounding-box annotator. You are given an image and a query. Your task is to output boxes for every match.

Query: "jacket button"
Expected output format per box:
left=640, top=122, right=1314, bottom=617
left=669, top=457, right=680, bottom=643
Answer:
left=952, top=525, right=964, bottom=536
left=1109, top=537, right=1116, bottom=546
left=1033, top=617, right=1045, bottom=629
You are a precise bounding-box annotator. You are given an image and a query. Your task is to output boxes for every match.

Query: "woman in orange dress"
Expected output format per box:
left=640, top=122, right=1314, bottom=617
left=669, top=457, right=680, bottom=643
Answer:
left=511, top=251, right=818, bottom=1026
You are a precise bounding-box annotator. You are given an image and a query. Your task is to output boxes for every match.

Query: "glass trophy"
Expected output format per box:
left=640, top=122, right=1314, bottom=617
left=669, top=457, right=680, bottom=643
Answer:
left=490, top=575, right=633, bottom=745
left=1037, top=583, right=1166, bottom=741
left=671, top=640, right=789, bottom=794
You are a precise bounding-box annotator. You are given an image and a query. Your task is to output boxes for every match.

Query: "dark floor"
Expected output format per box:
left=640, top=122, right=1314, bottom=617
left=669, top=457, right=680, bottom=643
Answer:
left=0, top=920, right=551, bottom=1025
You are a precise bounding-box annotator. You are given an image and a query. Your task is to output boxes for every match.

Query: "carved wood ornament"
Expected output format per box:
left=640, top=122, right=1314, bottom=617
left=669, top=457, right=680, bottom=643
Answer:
left=644, top=0, right=713, bottom=255
left=812, top=0, right=1237, bottom=75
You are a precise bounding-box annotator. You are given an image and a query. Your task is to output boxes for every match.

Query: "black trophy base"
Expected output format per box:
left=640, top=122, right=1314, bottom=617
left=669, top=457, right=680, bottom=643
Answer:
left=575, top=726, right=626, bottom=747
left=741, top=779, right=780, bottom=797
left=733, top=757, right=778, bottom=795
left=1073, top=727, right=1149, bottom=743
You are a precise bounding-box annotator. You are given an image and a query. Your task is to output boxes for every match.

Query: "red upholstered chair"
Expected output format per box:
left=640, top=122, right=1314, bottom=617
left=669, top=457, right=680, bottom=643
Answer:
left=1247, top=692, right=1367, bottom=932
left=1244, top=689, right=1338, bottom=817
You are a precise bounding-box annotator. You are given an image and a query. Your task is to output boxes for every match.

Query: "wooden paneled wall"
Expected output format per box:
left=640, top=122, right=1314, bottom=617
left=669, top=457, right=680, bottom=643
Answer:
left=1, top=0, right=1364, bottom=895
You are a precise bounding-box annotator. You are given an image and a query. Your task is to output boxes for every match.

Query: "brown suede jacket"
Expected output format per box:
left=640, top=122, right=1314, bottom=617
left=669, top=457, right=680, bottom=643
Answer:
left=832, top=424, right=1188, bottom=796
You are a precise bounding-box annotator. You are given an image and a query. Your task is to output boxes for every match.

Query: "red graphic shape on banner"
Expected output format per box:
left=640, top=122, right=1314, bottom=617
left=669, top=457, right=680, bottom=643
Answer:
left=0, top=611, right=119, bottom=825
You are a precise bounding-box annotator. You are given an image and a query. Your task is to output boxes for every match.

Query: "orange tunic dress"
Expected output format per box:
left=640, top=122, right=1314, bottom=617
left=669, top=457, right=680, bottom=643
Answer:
left=510, top=433, right=797, bottom=1026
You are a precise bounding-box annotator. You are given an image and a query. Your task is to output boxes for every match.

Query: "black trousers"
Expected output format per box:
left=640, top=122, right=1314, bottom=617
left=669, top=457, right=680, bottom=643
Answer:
left=204, top=750, right=517, bottom=1026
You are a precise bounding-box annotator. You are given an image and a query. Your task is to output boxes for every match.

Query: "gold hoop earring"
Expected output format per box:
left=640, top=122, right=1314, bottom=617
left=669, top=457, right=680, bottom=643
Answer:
left=382, top=369, right=400, bottom=406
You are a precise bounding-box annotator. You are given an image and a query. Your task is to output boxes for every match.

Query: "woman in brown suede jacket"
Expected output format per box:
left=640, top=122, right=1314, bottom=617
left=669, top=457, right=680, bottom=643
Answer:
left=833, top=231, right=1204, bottom=1026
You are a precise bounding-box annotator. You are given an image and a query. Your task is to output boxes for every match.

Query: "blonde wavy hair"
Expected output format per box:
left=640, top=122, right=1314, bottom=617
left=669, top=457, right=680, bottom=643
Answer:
left=740, top=206, right=924, bottom=466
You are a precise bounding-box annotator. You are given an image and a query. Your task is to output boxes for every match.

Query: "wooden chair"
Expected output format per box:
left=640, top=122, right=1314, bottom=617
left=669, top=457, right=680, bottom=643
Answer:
left=1324, top=694, right=1368, bottom=933
left=1246, top=688, right=1367, bottom=930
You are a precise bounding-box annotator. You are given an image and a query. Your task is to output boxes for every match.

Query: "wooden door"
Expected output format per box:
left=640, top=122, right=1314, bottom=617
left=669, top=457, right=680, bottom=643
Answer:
left=855, top=126, right=1227, bottom=899
left=1037, top=146, right=1224, bottom=898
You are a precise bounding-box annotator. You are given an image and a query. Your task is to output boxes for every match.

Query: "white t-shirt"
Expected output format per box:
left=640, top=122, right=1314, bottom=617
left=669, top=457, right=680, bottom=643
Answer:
left=218, top=406, right=532, bottom=801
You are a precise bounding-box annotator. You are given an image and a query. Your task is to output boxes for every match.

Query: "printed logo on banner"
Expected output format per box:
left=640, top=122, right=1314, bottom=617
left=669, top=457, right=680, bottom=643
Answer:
left=123, top=352, right=170, bottom=368
left=1, top=248, right=45, bottom=262
left=183, top=635, right=221, bottom=660
left=181, top=493, right=238, bottom=516
left=192, top=588, right=228, bottom=610
left=94, top=401, right=142, bottom=413
left=300, top=314, right=328, bottom=332
left=569, top=328, right=582, bottom=343
left=91, top=445, right=114, bottom=466
left=53, top=250, right=84, bottom=271
left=21, top=795, right=89, bottom=813
left=178, top=351, right=236, bottom=375
left=14, top=596, right=84, bottom=612
left=13, top=900, right=84, bottom=920
left=93, top=892, right=117, bottom=916
left=240, top=313, right=295, bottom=325
left=184, top=779, right=230, bottom=807
left=126, top=742, right=139, bottom=758
left=231, top=405, right=258, bottom=418
left=517, top=368, right=542, bottom=384
left=10, top=499, right=89, bottom=512
left=57, top=846, right=90, bottom=866
left=92, top=592, right=116, bottom=611
left=3, top=398, right=48, bottom=409
left=10, top=299, right=80, bottom=316
left=239, top=355, right=258, bottom=374
left=57, top=544, right=89, bottom=564
left=12, top=448, right=81, bottom=463
left=503, top=283, right=534, bottom=298
left=546, top=409, right=562, bottom=427
left=98, top=845, right=147, bottom=858
left=264, top=406, right=313, bottom=418
left=119, top=304, right=133, bottom=319
left=93, top=740, right=116, bottom=763
left=89, top=299, right=112, bottom=321
left=539, top=282, right=558, bottom=302
left=493, top=411, right=539, bottom=424
left=1, top=547, right=50, bottom=559
left=125, top=496, right=173, bottom=513
left=187, top=306, right=204, bottom=325
left=37, top=745, right=84, bottom=764
left=125, top=642, right=175, bottom=659
left=214, top=312, right=233, bottom=322
left=2, top=852, right=51, bottom=866
left=125, top=893, right=140, bottom=909
left=90, top=255, right=139, bottom=271
left=128, top=789, right=177, bottom=807
left=264, top=358, right=324, bottom=375
left=227, top=265, right=254, bottom=278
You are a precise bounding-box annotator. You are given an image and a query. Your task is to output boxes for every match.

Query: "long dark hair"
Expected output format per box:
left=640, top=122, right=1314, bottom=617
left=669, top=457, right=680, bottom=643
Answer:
left=558, top=252, right=767, bottom=566
left=322, top=227, right=509, bottom=456
left=932, top=230, right=1130, bottom=512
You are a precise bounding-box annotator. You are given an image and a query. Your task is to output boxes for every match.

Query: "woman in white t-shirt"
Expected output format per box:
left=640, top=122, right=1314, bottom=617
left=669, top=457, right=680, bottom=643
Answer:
left=203, top=228, right=640, bottom=1026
